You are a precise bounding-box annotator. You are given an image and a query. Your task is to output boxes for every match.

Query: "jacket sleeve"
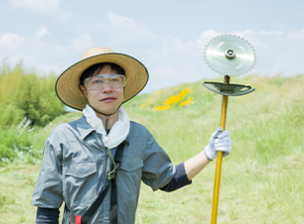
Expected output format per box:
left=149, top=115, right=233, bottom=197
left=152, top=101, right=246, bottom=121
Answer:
left=160, top=162, right=192, bottom=192
left=31, top=136, right=64, bottom=209
left=35, top=207, right=60, bottom=224
left=141, top=128, right=176, bottom=191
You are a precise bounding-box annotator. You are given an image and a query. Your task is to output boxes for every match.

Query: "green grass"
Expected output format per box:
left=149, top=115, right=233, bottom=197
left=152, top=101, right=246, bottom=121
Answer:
left=0, top=74, right=304, bottom=223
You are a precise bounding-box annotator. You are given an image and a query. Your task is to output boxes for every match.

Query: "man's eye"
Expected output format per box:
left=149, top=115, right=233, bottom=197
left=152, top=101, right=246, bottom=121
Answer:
left=111, top=78, right=119, bottom=82
left=93, top=79, right=103, bottom=84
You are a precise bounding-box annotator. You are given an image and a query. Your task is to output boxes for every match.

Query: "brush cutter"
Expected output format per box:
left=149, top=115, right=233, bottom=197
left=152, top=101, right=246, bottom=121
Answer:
left=203, top=35, right=256, bottom=224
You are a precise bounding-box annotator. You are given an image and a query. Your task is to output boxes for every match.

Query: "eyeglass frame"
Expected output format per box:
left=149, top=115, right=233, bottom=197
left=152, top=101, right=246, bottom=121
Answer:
left=84, top=74, right=126, bottom=91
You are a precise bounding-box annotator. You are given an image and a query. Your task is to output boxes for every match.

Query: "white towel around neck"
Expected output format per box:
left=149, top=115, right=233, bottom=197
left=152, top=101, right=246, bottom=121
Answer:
left=83, top=104, right=130, bottom=149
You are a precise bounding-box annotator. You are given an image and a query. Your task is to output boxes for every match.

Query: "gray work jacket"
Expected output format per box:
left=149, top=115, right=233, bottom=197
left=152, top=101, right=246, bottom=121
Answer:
left=31, top=115, right=176, bottom=224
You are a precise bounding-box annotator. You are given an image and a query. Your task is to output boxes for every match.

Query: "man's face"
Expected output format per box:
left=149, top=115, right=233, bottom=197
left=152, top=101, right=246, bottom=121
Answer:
left=81, top=65, right=124, bottom=114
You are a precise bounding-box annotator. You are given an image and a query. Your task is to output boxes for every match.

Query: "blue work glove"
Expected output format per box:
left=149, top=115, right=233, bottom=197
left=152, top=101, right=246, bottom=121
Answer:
left=204, top=127, right=232, bottom=161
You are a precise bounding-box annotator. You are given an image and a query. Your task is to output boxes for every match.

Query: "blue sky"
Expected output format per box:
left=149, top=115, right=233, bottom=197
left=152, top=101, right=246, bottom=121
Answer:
left=1, top=0, right=304, bottom=93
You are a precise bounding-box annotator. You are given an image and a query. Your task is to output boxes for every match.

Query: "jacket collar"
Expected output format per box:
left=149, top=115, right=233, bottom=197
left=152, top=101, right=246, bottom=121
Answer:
left=74, top=115, right=132, bottom=143
left=76, top=115, right=96, bottom=140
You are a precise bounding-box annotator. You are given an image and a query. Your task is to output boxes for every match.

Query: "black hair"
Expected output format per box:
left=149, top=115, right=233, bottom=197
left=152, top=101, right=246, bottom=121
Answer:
left=79, top=63, right=125, bottom=86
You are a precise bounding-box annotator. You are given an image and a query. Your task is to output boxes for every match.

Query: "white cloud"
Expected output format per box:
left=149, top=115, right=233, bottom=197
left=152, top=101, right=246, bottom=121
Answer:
left=152, top=66, right=177, bottom=79
left=274, top=23, right=288, bottom=30
left=8, top=0, right=71, bottom=22
left=106, top=12, right=134, bottom=27
left=287, top=29, right=304, bottom=40
left=0, top=33, right=25, bottom=50
left=0, top=33, right=24, bottom=44
left=195, top=30, right=265, bottom=51
left=231, top=30, right=267, bottom=48
left=47, top=34, right=94, bottom=59
left=105, top=12, right=157, bottom=41
left=9, top=0, right=62, bottom=10
left=34, top=27, right=51, bottom=39
left=260, top=31, right=284, bottom=36
left=148, top=37, right=198, bottom=61
left=71, top=34, right=94, bottom=51
left=195, top=30, right=222, bottom=51
left=171, top=38, right=196, bottom=54
left=200, top=30, right=222, bottom=40
left=155, top=28, right=304, bottom=79
left=146, top=66, right=181, bottom=92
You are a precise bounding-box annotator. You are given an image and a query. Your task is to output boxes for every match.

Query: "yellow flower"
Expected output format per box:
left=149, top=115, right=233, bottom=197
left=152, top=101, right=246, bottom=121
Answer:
left=163, top=88, right=192, bottom=106
left=178, top=88, right=191, bottom=97
left=149, top=87, right=193, bottom=110
left=154, top=105, right=171, bottom=111
left=140, top=97, right=154, bottom=109
left=157, top=90, right=162, bottom=95
left=164, top=95, right=182, bottom=105
left=180, top=97, right=194, bottom=106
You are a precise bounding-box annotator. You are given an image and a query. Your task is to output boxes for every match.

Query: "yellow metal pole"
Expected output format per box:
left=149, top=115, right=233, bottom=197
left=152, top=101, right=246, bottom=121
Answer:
left=211, top=75, right=230, bottom=224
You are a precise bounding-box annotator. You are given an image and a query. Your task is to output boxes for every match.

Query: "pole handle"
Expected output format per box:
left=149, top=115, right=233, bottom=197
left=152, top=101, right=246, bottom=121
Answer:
left=211, top=75, right=230, bottom=224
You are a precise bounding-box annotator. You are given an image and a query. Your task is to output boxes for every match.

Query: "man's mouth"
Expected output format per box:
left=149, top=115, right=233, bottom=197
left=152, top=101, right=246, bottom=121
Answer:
left=101, top=97, right=116, bottom=102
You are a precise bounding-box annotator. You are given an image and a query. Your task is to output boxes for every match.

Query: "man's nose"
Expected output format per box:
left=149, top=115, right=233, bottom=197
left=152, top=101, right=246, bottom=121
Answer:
left=102, top=81, right=113, bottom=92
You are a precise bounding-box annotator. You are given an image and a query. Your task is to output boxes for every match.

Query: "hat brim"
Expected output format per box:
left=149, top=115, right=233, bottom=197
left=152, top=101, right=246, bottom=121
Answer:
left=56, top=52, right=149, bottom=111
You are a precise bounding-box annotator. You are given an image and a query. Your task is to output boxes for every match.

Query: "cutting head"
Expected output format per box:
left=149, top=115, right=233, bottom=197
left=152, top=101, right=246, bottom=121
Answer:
left=204, top=35, right=256, bottom=76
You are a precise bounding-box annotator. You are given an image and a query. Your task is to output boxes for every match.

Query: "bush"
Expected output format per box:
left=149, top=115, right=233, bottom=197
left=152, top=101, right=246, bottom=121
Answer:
left=0, top=60, right=65, bottom=127
left=0, top=127, right=40, bottom=165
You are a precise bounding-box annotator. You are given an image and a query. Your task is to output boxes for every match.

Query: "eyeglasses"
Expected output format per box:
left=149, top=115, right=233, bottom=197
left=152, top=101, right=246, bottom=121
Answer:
left=84, top=74, right=125, bottom=90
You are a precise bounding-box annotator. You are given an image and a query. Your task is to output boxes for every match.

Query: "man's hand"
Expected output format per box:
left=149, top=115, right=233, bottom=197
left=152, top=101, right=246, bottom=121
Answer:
left=184, top=127, right=232, bottom=180
left=204, top=127, right=232, bottom=161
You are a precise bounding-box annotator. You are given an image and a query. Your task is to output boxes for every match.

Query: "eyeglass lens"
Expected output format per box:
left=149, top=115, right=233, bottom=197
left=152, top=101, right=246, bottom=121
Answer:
left=86, top=74, right=125, bottom=90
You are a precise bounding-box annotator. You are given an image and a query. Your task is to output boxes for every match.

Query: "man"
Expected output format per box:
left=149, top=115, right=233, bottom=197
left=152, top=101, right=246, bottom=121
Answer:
left=32, top=47, right=231, bottom=224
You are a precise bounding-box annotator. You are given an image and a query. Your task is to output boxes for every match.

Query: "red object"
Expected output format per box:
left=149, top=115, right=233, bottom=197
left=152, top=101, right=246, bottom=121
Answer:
left=75, top=215, right=81, bottom=224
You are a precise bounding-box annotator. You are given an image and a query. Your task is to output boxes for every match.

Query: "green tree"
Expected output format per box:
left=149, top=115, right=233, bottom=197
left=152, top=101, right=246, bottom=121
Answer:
left=0, top=60, right=65, bottom=127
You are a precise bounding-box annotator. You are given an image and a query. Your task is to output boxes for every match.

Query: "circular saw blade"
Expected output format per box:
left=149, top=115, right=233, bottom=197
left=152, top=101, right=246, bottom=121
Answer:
left=204, top=35, right=256, bottom=76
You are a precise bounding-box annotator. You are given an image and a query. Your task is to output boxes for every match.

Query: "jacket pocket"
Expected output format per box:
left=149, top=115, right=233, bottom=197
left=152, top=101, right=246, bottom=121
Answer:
left=63, top=162, right=98, bottom=208
left=116, top=158, right=143, bottom=200
left=65, top=162, right=96, bottom=178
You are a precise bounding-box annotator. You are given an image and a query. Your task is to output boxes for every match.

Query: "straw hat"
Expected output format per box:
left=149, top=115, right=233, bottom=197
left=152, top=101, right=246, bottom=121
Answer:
left=56, top=47, right=149, bottom=110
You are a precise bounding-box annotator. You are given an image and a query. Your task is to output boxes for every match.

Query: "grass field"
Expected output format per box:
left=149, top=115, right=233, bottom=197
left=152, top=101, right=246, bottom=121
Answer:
left=0, top=75, right=303, bottom=223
